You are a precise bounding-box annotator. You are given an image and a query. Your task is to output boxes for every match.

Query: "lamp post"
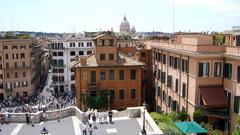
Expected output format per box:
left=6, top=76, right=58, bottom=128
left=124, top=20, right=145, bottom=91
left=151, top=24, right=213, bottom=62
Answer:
left=141, top=102, right=147, bottom=135
left=40, top=127, right=49, bottom=135
left=108, top=91, right=110, bottom=110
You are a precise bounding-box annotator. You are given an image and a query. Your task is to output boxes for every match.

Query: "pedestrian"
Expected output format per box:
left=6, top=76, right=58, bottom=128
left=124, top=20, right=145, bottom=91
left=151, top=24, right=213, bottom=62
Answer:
left=30, top=114, right=34, bottom=127
left=98, top=112, right=103, bottom=124
left=92, top=114, right=97, bottom=129
left=82, top=123, right=87, bottom=135
left=108, top=110, right=113, bottom=124
left=88, top=124, right=93, bottom=135
left=5, top=112, right=9, bottom=124
left=103, top=112, right=108, bottom=124
left=25, top=112, right=30, bottom=124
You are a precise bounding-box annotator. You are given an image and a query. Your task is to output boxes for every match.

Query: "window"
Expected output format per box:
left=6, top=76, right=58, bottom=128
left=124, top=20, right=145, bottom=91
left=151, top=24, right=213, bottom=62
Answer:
left=14, top=62, right=17, bottom=68
left=182, top=59, right=188, bottom=73
left=0, top=56, right=1, bottom=60
left=130, top=70, right=136, bottom=80
left=238, top=66, right=240, bottom=83
left=3, top=46, right=8, bottom=50
left=12, top=45, right=18, bottom=49
left=70, top=51, right=75, bottom=56
left=6, top=63, right=9, bottom=68
left=119, top=89, right=124, bottom=100
left=163, top=54, right=166, bottom=64
left=0, top=74, right=2, bottom=79
left=20, top=45, right=26, bottom=49
left=5, top=54, right=8, bottom=59
left=12, top=53, right=18, bottom=59
left=224, top=63, right=232, bottom=79
left=58, top=52, right=63, bottom=56
left=163, top=91, right=166, bottom=101
left=131, top=89, right=136, bottom=99
left=157, top=69, right=161, bottom=80
left=214, top=62, right=222, bottom=77
left=14, top=82, right=20, bottom=88
left=0, top=64, right=2, bottom=70
left=87, top=42, right=92, bottom=47
left=167, top=75, right=172, bottom=88
left=23, top=71, right=26, bottom=77
left=175, top=79, right=179, bottom=93
left=109, top=90, right=115, bottom=100
left=71, top=75, right=74, bottom=81
left=7, top=73, right=10, bottom=78
left=78, top=42, right=84, bottom=47
left=21, top=53, right=25, bottom=59
left=15, top=72, right=18, bottom=78
left=174, top=57, right=178, bottom=69
left=23, top=91, right=28, bottom=97
left=100, top=54, right=105, bottom=60
left=199, top=62, right=210, bottom=77
left=236, top=36, right=240, bottom=46
left=234, top=96, right=240, bottom=113
left=100, top=71, right=106, bottom=80
left=182, top=83, right=186, bottom=98
left=161, top=72, right=166, bottom=83
left=21, top=81, right=28, bottom=86
left=53, top=52, right=57, bottom=56
left=109, top=70, right=114, bottom=80
left=70, top=43, right=75, bottom=47
left=109, top=53, right=114, bottom=60
left=87, top=51, right=92, bottom=55
left=168, top=96, right=172, bottom=107
left=169, top=56, right=174, bottom=67
left=79, top=51, right=84, bottom=55
left=119, top=70, right=124, bottom=80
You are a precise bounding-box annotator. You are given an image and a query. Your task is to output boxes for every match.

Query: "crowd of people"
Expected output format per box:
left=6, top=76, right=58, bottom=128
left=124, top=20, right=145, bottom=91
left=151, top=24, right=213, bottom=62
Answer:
left=81, top=109, right=113, bottom=135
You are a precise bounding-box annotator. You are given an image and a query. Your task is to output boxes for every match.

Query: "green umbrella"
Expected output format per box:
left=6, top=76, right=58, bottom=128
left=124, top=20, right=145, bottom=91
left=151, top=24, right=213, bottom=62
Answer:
left=175, top=121, right=208, bottom=134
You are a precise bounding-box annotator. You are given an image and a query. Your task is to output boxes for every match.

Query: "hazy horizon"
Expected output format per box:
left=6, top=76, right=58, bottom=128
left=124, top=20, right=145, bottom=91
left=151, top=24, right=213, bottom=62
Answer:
left=0, top=0, right=240, bottom=33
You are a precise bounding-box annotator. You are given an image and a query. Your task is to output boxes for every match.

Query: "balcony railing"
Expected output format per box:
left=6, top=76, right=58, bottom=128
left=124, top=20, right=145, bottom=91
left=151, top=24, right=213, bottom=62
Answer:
left=224, top=46, right=240, bottom=56
left=146, top=41, right=224, bottom=53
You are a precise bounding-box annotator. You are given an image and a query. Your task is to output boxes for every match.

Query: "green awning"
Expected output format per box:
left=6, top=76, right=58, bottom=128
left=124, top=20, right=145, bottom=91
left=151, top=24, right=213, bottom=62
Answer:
left=175, top=121, right=208, bottom=134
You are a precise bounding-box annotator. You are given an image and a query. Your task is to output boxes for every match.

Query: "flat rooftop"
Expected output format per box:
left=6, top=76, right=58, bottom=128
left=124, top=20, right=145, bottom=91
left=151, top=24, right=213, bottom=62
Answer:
left=1, top=116, right=143, bottom=135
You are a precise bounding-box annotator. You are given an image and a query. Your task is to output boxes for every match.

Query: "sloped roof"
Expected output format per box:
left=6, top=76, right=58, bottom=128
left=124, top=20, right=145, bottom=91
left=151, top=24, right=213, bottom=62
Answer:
left=72, top=52, right=144, bottom=68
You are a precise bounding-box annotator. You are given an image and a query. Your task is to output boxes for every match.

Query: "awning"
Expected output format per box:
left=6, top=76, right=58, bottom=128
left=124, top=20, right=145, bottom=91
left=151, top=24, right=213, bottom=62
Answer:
left=200, top=86, right=228, bottom=108
left=175, top=121, right=208, bottom=134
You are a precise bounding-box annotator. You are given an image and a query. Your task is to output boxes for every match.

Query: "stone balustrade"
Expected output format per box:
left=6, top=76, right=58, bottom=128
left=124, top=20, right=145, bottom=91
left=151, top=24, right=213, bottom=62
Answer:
left=1, top=106, right=163, bottom=134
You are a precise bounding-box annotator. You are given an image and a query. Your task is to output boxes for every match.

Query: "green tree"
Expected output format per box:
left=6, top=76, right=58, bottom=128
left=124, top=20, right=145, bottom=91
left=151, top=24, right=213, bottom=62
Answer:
left=177, top=111, right=189, bottom=121
left=193, top=109, right=203, bottom=123
left=213, top=32, right=225, bottom=45
left=86, top=90, right=110, bottom=109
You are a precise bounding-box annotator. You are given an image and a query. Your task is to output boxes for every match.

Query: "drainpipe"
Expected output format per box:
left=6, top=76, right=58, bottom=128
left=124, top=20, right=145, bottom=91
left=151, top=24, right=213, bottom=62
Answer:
left=186, top=56, right=190, bottom=113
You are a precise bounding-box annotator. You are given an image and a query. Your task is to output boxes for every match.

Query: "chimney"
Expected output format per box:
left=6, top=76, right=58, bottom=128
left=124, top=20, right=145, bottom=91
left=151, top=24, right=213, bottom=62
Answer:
left=80, top=56, right=87, bottom=65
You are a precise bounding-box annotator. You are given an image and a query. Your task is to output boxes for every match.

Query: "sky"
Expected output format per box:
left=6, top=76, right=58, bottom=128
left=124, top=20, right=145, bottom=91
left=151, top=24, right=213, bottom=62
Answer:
left=0, top=0, right=240, bottom=33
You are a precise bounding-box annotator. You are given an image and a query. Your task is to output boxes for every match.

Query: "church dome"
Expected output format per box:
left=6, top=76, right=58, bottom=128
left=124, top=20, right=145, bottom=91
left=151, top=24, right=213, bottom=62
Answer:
left=131, top=26, right=136, bottom=33
left=120, top=15, right=130, bottom=33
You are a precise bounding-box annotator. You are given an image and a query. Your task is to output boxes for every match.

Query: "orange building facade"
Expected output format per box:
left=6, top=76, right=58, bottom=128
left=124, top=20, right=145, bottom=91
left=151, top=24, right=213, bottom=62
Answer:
left=147, top=31, right=240, bottom=134
left=73, top=34, right=144, bottom=110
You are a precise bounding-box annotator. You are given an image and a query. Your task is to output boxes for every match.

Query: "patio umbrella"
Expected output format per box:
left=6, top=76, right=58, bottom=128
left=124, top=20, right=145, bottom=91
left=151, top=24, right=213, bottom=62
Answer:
left=175, top=121, right=208, bottom=134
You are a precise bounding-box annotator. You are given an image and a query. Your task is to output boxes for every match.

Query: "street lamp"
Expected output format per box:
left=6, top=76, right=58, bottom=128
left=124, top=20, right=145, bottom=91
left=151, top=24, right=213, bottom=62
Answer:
left=141, top=102, right=147, bottom=135
left=108, top=91, right=110, bottom=110
left=40, top=127, right=49, bottom=135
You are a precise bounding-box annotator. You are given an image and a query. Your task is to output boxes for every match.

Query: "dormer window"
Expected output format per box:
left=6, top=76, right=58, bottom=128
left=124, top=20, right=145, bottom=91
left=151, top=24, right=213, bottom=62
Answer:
left=105, top=40, right=110, bottom=46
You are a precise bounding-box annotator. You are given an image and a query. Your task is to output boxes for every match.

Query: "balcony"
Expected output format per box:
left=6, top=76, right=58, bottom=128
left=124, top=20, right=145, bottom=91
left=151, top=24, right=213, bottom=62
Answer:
left=146, top=41, right=224, bottom=53
left=224, top=46, right=240, bottom=56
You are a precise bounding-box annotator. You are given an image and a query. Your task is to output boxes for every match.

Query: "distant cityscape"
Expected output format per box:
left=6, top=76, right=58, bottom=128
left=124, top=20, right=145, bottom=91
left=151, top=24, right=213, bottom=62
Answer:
left=0, top=14, right=240, bottom=135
